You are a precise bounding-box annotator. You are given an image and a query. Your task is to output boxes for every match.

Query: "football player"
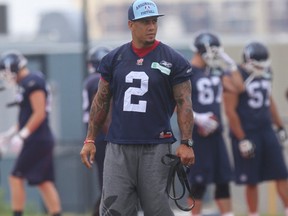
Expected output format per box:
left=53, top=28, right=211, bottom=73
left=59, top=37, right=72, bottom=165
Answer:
left=80, top=0, right=195, bottom=215
left=0, top=50, right=62, bottom=216
left=187, top=31, right=236, bottom=216
left=82, top=46, right=110, bottom=216
left=223, top=42, right=288, bottom=216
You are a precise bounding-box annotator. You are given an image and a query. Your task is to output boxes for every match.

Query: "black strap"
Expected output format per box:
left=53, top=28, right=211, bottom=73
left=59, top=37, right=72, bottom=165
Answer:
left=6, top=101, right=19, bottom=107
left=161, top=154, right=195, bottom=211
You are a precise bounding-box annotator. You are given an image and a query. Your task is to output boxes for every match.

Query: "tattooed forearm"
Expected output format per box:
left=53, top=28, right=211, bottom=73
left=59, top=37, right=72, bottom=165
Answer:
left=173, top=80, right=194, bottom=139
left=87, top=79, right=112, bottom=139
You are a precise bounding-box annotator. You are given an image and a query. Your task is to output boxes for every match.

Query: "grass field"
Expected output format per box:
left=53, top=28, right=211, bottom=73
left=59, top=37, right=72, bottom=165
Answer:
left=0, top=189, right=284, bottom=216
left=0, top=204, right=285, bottom=216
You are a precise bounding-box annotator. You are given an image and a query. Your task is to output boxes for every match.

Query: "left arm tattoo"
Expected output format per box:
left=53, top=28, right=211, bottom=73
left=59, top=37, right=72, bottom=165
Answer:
left=173, top=80, right=194, bottom=140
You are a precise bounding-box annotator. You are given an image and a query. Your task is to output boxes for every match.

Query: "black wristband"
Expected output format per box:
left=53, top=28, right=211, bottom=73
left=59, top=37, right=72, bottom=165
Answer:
left=181, top=139, right=193, bottom=148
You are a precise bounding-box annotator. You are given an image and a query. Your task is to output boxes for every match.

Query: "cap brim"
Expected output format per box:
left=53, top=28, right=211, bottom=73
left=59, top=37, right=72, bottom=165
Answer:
left=131, top=14, right=164, bottom=21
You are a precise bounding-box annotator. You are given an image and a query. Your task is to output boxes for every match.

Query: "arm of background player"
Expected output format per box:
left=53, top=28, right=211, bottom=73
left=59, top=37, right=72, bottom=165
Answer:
left=25, top=90, right=47, bottom=133
left=222, top=69, right=245, bottom=93
left=223, top=90, right=245, bottom=140
left=270, top=96, right=284, bottom=128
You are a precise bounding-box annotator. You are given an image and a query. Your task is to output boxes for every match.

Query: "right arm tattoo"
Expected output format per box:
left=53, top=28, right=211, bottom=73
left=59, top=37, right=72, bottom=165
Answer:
left=86, top=79, right=112, bottom=139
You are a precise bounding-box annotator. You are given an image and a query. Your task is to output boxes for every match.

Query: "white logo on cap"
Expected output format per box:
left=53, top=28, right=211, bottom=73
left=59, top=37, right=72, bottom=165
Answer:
left=136, top=2, right=154, bottom=10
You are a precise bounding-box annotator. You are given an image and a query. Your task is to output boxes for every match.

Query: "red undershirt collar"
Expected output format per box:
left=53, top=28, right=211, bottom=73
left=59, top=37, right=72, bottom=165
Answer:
left=132, top=40, right=160, bottom=58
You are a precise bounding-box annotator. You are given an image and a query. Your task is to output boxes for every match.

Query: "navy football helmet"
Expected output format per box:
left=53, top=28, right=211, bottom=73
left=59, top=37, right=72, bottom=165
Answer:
left=0, top=50, right=27, bottom=73
left=192, top=32, right=224, bottom=68
left=87, top=46, right=110, bottom=73
left=242, top=42, right=270, bottom=76
left=0, top=50, right=27, bottom=83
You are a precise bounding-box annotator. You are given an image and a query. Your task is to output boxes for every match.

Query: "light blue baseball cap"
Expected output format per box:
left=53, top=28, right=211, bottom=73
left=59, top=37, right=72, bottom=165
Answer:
left=128, top=0, right=164, bottom=21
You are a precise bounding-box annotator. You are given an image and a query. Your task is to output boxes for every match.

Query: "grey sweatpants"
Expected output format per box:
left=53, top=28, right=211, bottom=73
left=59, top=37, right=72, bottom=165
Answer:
left=100, top=142, right=175, bottom=216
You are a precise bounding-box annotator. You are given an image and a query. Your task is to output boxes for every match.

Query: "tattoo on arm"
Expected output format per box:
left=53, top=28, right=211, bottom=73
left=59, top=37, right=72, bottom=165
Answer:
left=87, top=79, right=112, bottom=139
left=173, top=80, right=194, bottom=139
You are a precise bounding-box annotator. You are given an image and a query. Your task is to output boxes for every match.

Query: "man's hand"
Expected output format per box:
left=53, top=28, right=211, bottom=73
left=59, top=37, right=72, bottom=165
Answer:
left=239, top=139, right=255, bottom=158
left=216, top=50, right=237, bottom=73
left=0, top=134, right=10, bottom=154
left=277, top=127, right=288, bottom=147
left=194, top=112, right=219, bottom=136
left=0, top=125, right=17, bottom=142
left=176, top=144, right=195, bottom=166
left=0, top=133, right=11, bottom=150
left=10, top=134, right=24, bottom=154
left=80, top=142, right=96, bottom=169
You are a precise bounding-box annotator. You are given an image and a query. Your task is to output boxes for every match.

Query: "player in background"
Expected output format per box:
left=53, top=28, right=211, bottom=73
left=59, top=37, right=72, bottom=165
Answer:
left=187, top=31, right=236, bottom=216
left=80, top=0, right=195, bottom=215
left=0, top=50, right=62, bottom=216
left=82, top=46, right=110, bottom=216
left=223, top=41, right=288, bottom=216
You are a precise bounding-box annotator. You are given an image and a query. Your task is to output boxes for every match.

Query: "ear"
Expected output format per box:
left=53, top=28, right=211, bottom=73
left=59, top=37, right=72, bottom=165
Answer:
left=128, top=20, right=133, bottom=30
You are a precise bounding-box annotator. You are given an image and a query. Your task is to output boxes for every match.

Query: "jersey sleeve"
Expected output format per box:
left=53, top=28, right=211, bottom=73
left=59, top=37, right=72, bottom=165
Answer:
left=24, top=77, right=46, bottom=95
left=98, top=52, right=113, bottom=83
left=170, top=52, right=192, bottom=86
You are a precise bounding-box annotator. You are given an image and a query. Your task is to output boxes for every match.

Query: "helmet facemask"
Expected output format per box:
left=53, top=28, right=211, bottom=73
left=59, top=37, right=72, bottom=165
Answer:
left=88, top=63, right=96, bottom=74
left=0, top=66, right=17, bottom=86
left=243, top=58, right=271, bottom=77
left=201, top=44, right=224, bottom=69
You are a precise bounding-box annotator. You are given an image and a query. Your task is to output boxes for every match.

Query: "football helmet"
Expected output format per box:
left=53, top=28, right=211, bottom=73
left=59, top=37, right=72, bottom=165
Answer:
left=87, top=46, right=110, bottom=74
left=0, top=50, right=27, bottom=83
left=242, top=42, right=270, bottom=76
left=192, top=31, right=222, bottom=68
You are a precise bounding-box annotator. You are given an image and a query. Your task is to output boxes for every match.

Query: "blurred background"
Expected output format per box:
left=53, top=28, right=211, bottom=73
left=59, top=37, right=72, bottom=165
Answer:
left=0, top=0, right=288, bottom=215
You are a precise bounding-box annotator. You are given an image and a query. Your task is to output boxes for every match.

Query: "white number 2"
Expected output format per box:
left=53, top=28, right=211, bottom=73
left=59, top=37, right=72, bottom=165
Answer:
left=123, top=71, right=149, bottom=113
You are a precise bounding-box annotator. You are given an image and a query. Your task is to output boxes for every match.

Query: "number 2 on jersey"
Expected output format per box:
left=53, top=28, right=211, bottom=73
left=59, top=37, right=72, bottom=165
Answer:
left=123, top=71, right=149, bottom=113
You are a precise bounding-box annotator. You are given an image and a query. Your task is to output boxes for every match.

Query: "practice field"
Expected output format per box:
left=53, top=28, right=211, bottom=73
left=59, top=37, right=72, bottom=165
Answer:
left=0, top=212, right=285, bottom=216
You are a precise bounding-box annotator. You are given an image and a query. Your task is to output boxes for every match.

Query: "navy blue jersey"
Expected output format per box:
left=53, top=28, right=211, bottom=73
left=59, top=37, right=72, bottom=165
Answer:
left=236, top=66, right=273, bottom=130
left=188, top=66, right=232, bottom=184
left=17, top=72, right=53, bottom=142
left=190, top=66, right=223, bottom=131
left=188, top=132, right=233, bottom=184
left=98, top=42, right=192, bottom=144
left=231, top=125, right=288, bottom=184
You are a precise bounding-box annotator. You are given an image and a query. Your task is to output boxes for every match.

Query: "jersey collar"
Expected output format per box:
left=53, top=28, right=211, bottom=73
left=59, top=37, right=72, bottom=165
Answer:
left=132, top=40, right=160, bottom=58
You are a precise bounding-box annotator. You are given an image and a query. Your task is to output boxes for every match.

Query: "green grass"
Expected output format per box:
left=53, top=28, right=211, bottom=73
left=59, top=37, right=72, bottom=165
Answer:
left=0, top=189, right=284, bottom=216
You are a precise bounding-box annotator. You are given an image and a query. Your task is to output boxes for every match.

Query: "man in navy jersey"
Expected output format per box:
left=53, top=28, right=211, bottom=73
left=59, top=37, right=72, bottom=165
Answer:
left=82, top=46, right=110, bottom=216
left=0, top=50, right=62, bottom=216
left=223, top=42, right=288, bottom=216
left=187, top=31, right=236, bottom=216
left=80, top=0, right=195, bottom=215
